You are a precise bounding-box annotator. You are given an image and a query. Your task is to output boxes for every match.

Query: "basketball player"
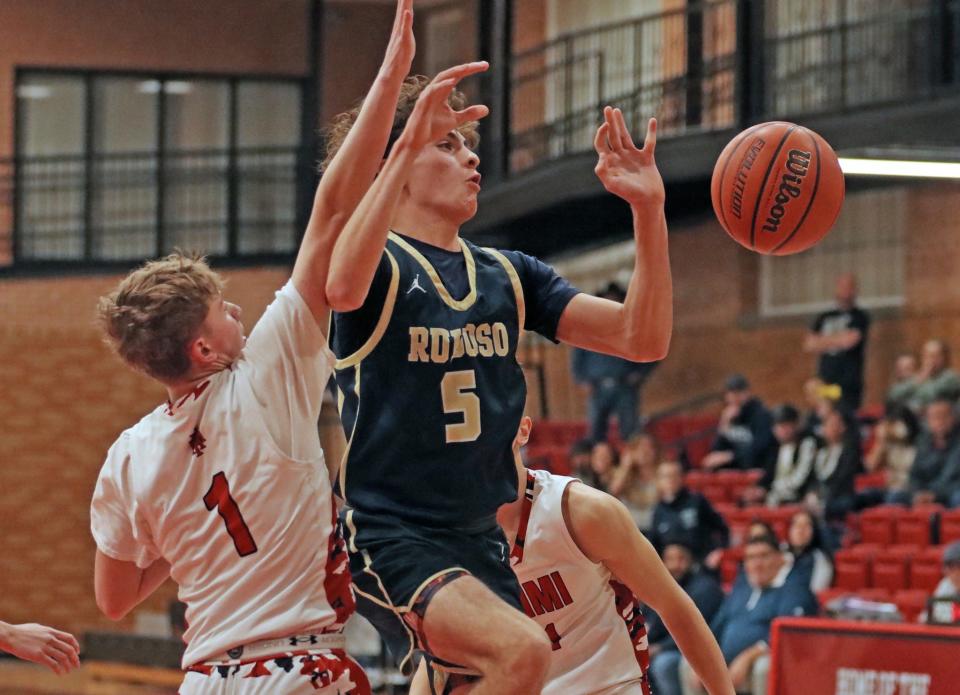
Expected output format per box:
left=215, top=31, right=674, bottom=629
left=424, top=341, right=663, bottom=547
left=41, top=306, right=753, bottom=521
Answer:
left=409, top=418, right=734, bottom=695
left=0, top=620, right=79, bottom=675
left=324, top=61, right=672, bottom=693
left=89, top=2, right=417, bottom=692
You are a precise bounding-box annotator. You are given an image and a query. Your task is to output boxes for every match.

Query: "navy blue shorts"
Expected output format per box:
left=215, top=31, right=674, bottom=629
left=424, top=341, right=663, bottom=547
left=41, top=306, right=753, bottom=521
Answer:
left=341, top=509, right=522, bottom=676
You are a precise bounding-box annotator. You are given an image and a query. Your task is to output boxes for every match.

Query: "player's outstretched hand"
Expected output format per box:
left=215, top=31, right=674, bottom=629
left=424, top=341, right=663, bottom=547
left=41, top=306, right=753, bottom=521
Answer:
left=379, top=0, right=415, bottom=81
left=396, top=62, right=490, bottom=152
left=0, top=621, right=81, bottom=675
left=594, top=107, right=665, bottom=206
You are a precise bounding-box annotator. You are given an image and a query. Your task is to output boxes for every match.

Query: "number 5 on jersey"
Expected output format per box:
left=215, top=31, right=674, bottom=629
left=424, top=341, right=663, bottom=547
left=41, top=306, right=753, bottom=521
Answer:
left=441, top=370, right=481, bottom=443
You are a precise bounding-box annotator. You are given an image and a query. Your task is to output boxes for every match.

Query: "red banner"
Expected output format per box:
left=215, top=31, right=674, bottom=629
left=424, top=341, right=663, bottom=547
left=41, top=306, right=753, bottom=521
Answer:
left=769, top=618, right=960, bottom=695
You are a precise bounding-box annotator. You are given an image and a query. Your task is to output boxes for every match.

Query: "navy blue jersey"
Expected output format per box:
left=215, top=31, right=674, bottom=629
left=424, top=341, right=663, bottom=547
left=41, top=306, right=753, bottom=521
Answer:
left=332, top=232, right=578, bottom=525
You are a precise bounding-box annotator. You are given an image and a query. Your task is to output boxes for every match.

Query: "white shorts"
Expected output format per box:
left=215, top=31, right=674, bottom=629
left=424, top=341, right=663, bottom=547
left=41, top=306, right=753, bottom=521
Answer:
left=180, top=649, right=369, bottom=695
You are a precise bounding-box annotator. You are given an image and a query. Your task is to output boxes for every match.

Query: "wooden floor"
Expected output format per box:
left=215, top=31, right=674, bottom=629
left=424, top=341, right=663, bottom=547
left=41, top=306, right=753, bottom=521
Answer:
left=0, top=662, right=179, bottom=694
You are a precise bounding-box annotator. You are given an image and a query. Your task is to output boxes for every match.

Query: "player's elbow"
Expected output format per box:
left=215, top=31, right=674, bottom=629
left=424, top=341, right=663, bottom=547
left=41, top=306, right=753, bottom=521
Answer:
left=626, top=334, right=670, bottom=362
left=96, top=594, right=131, bottom=622
left=325, top=276, right=365, bottom=313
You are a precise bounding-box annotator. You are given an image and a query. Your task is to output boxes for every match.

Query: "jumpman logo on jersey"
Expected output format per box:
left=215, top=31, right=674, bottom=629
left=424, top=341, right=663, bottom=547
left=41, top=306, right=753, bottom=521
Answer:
left=406, top=274, right=427, bottom=295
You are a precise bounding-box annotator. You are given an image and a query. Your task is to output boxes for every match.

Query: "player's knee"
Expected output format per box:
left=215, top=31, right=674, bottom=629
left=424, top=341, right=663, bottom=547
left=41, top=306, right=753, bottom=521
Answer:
left=497, top=622, right=551, bottom=683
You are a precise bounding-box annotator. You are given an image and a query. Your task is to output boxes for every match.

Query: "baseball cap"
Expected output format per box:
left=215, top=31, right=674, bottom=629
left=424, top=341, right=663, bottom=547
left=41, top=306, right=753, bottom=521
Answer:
left=724, top=373, right=750, bottom=392
left=944, top=541, right=960, bottom=566
left=771, top=404, right=800, bottom=424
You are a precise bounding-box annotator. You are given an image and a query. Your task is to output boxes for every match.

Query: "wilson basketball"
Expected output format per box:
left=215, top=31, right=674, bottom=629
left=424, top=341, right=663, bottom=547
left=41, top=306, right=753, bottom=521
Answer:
left=710, top=121, right=845, bottom=255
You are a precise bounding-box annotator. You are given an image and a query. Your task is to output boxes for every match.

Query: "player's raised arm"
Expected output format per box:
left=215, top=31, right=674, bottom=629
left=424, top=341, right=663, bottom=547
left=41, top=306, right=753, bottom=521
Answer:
left=565, top=484, right=735, bottom=695
left=291, top=0, right=415, bottom=325
left=325, top=62, right=489, bottom=312
left=555, top=108, right=672, bottom=362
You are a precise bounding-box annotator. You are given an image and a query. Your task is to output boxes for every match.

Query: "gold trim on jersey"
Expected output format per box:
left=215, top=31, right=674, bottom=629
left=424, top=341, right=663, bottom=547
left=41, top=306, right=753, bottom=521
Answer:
left=335, top=250, right=400, bottom=370
left=402, top=567, right=470, bottom=611
left=388, top=231, right=477, bottom=311
left=483, top=247, right=526, bottom=334
left=337, top=363, right=360, bottom=500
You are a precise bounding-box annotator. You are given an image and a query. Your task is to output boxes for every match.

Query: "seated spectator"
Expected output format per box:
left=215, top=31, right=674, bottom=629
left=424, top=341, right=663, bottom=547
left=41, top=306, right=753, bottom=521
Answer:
left=805, top=404, right=861, bottom=524
left=886, top=353, right=918, bottom=408
left=902, top=339, right=960, bottom=414
left=934, top=541, right=960, bottom=598
left=891, top=397, right=960, bottom=507
left=785, top=509, right=834, bottom=593
left=743, top=404, right=817, bottom=507
left=568, top=437, right=594, bottom=480
left=647, top=538, right=726, bottom=695
left=608, top=432, right=660, bottom=530
left=702, top=374, right=776, bottom=471
left=679, top=533, right=818, bottom=695
left=860, top=402, right=919, bottom=507
left=581, top=439, right=619, bottom=492
left=650, top=460, right=730, bottom=570
left=800, top=377, right=827, bottom=438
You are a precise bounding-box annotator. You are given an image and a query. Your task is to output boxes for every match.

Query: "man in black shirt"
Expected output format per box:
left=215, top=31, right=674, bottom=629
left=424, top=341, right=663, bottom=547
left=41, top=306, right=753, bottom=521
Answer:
left=702, top=374, right=776, bottom=471
left=804, top=273, right=870, bottom=412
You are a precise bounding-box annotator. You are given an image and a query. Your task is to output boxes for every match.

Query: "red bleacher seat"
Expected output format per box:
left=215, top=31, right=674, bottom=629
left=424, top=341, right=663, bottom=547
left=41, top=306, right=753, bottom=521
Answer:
left=894, top=511, right=934, bottom=547
left=817, top=588, right=849, bottom=609
left=894, top=589, right=929, bottom=622
left=848, top=543, right=882, bottom=559
left=873, top=550, right=910, bottom=593
left=857, top=588, right=892, bottom=602
left=860, top=505, right=905, bottom=545
left=834, top=550, right=871, bottom=590
left=684, top=470, right=712, bottom=492
left=701, top=483, right=729, bottom=505
left=855, top=472, right=886, bottom=492
left=940, top=510, right=960, bottom=544
left=910, top=546, right=945, bottom=591
left=720, top=546, right=744, bottom=585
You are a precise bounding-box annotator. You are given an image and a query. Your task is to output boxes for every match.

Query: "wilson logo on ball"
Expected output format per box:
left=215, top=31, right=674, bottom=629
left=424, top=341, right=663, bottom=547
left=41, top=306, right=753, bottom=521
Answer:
left=711, top=121, right=844, bottom=255
left=762, top=149, right=811, bottom=236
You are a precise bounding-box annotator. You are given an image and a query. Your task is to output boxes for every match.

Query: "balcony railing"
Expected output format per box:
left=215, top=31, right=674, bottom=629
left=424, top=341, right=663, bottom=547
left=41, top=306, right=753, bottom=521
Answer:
left=0, top=146, right=310, bottom=270
left=503, top=0, right=960, bottom=177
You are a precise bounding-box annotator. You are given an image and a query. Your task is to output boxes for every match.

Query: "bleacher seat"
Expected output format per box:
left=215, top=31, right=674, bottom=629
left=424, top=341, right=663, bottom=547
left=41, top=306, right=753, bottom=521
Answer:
left=894, top=589, right=929, bottom=622
left=857, top=588, right=893, bottom=602
left=894, top=510, right=935, bottom=547
left=854, top=472, right=886, bottom=492
left=684, top=470, right=711, bottom=492
left=834, top=550, right=871, bottom=590
left=719, top=546, right=744, bottom=585
left=940, top=510, right=960, bottom=544
left=701, top=482, right=729, bottom=505
left=860, top=506, right=904, bottom=545
left=872, top=550, right=911, bottom=593
left=910, top=546, right=945, bottom=592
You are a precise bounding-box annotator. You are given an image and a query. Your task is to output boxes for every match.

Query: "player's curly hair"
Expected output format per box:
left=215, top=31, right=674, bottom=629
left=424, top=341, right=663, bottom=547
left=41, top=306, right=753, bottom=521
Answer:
left=97, top=252, right=224, bottom=382
left=319, top=74, right=480, bottom=173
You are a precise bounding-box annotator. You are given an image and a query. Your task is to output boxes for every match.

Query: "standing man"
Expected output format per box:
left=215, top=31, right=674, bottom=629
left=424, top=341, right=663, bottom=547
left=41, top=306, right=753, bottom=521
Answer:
left=572, top=282, right=659, bottom=442
left=324, top=60, right=672, bottom=691
left=89, top=3, right=418, bottom=691
left=803, top=273, right=870, bottom=412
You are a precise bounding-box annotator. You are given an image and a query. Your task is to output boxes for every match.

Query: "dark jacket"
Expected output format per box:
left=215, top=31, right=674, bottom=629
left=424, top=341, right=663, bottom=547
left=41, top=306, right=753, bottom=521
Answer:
left=808, top=434, right=861, bottom=504
left=710, top=397, right=777, bottom=470
left=710, top=571, right=818, bottom=663
left=910, top=425, right=960, bottom=503
left=645, top=568, right=725, bottom=652
left=650, top=488, right=730, bottom=561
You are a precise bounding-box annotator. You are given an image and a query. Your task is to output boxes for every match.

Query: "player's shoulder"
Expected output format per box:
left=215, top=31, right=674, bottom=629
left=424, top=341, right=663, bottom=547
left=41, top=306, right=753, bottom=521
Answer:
left=563, top=479, right=629, bottom=537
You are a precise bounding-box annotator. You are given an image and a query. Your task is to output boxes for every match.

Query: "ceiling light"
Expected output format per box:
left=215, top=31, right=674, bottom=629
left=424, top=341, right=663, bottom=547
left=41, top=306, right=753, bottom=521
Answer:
left=839, top=157, right=960, bottom=179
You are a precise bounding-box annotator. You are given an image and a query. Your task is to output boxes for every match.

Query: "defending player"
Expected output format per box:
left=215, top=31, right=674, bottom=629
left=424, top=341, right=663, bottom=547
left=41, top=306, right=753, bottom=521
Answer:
left=89, top=2, right=417, bottom=692
left=409, top=417, right=734, bottom=695
left=324, top=62, right=672, bottom=692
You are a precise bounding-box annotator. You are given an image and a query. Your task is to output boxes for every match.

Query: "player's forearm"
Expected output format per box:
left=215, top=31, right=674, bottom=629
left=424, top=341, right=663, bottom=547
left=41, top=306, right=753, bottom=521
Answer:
left=661, top=595, right=735, bottom=695
left=326, top=139, right=417, bottom=311
left=618, top=206, right=671, bottom=361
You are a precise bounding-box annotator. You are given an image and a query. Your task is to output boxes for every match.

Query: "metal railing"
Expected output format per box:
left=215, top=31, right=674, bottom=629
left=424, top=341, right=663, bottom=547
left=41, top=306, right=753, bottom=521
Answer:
left=503, top=0, right=960, bottom=177
left=0, top=145, right=308, bottom=269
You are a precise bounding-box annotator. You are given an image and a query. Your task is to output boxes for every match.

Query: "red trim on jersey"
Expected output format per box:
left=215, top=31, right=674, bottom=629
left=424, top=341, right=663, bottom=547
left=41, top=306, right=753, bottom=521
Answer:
left=166, top=379, right=211, bottom=415
left=610, top=579, right=653, bottom=695
left=510, top=471, right=536, bottom=564
left=323, top=497, right=356, bottom=628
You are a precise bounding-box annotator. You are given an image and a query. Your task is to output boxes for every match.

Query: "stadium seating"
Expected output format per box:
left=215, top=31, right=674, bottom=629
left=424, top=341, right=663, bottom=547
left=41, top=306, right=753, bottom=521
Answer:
left=940, top=510, right=960, bottom=545
left=859, top=506, right=905, bottom=545
left=834, top=550, right=871, bottom=590
left=894, top=590, right=929, bottom=622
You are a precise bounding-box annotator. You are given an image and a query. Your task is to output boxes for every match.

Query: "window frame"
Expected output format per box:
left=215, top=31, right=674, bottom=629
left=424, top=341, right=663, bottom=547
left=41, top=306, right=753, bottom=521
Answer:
left=9, top=65, right=308, bottom=272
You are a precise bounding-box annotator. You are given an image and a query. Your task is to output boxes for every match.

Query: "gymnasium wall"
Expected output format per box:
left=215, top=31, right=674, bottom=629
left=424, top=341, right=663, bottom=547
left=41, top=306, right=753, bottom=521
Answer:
left=530, top=181, right=960, bottom=422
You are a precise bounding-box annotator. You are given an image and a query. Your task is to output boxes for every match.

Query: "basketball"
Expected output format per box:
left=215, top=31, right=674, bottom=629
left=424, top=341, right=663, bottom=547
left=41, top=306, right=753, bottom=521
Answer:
left=710, top=121, right=845, bottom=255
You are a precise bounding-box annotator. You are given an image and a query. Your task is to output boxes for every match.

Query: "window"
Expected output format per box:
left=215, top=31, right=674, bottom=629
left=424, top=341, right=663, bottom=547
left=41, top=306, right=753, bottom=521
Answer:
left=759, top=187, right=906, bottom=316
left=14, top=70, right=303, bottom=264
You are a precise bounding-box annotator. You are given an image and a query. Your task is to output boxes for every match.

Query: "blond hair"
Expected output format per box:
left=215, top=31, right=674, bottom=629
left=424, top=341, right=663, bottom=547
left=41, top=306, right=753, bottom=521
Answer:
left=320, top=74, right=480, bottom=173
left=97, top=252, right=223, bottom=381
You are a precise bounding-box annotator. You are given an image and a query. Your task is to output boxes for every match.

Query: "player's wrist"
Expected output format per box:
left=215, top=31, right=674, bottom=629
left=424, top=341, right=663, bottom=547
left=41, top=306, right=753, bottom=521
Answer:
left=0, top=621, right=12, bottom=650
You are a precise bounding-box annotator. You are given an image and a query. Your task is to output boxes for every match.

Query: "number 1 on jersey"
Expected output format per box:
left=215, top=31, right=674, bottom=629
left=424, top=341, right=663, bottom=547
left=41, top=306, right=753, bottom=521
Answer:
left=204, top=472, right=258, bottom=557
left=441, top=370, right=482, bottom=443
left=545, top=622, right=562, bottom=651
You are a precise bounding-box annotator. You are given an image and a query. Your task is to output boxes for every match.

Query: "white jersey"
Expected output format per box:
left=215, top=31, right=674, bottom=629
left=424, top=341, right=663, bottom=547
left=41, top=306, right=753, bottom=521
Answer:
left=91, top=282, right=352, bottom=668
left=511, top=469, right=651, bottom=695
